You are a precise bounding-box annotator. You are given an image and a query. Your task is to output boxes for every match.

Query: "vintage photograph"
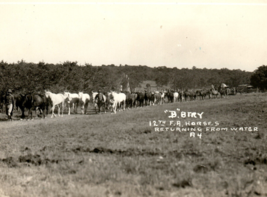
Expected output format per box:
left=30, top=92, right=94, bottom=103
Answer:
left=0, top=1, right=267, bottom=196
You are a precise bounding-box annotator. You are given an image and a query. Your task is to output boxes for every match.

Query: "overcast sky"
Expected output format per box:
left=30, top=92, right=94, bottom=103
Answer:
left=0, top=1, right=266, bottom=72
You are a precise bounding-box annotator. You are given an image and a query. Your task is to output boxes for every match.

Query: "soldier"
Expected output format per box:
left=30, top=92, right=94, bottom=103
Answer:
left=5, top=89, right=15, bottom=120
left=95, top=90, right=104, bottom=102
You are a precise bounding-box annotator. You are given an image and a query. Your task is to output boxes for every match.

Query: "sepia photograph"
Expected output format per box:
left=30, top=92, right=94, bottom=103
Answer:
left=0, top=1, right=267, bottom=196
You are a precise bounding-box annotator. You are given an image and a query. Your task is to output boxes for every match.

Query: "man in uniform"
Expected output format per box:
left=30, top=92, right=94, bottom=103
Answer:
left=5, top=89, right=15, bottom=120
left=95, top=90, right=104, bottom=102
left=94, top=90, right=105, bottom=113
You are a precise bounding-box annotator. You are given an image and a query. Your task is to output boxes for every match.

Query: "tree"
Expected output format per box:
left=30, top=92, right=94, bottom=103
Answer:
left=250, top=65, right=267, bottom=91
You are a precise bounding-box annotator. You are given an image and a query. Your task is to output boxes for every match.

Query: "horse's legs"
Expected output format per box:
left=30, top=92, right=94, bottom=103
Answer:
left=84, top=102, right=88, bottom=114
left=81, top=104, right=84, bottom=114
left=61, top=103, right=64, bottom=117
left=51, top=105, right=55, bottom=118
left=41, top=108, right=45, bottom=119
left=72, top=103, right=74, bottom=114
left=30, top=105, right=36, bottom=119
left=21, top=107, right=25, bottom=119
left=95, top=106, right=97, bottom=114
left=98, top=103, right=101, bottom=113
left=113, top=102, right=117, bottom=114
left=68, top=106, right=71, bottom=115
left=103, top=103, right=106, bottom=113
left=57, top=105, right=60, bottom=116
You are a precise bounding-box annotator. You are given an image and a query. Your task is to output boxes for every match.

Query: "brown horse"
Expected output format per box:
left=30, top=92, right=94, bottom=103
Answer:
left=196, top=89, right=211, bottom=100
left=22, top=93, right=50, bottom=119
left=184, top=89, right=196, bottom=101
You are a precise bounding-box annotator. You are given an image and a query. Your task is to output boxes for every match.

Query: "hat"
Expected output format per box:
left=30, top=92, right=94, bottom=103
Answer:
left=7, top=89, right=12, bottom=93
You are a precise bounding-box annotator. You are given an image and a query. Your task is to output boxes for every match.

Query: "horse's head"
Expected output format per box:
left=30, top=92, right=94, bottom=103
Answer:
left=92, top=92, right=98, bottom=100
left=78, top=92, right=83, bottom=97
left=22, top=93, right=32, bottom=108
left=64, top=92, right=70, bottom=97
left=44, top=90, right=51, bottom=98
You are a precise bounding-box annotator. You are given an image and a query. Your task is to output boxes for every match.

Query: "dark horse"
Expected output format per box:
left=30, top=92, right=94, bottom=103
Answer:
left=144, top=91, right=154, bottom=106
left=124, top=91, right=136, bottom=108
left=196, top=89, right=211, bottom=100
left=15, top=94, right=27, bottom=118
left=22, top=93, right=50, bottom=119
left=95, top=93, right=107, bottom=113
left=184, top=89, right=197, bottom=101
left=165, top=90, right=174, bottom=103
left=136, top=92, right=145, bottom=107
left=0, top=91, right=5, bottom=112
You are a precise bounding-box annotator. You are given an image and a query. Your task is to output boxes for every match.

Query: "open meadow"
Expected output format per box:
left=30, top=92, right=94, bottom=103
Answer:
left=0, top=93, right=267, bottom=197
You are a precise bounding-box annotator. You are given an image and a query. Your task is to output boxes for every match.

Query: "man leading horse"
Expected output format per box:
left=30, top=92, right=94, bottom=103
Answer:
left=95, top=90, right=106, bottom=113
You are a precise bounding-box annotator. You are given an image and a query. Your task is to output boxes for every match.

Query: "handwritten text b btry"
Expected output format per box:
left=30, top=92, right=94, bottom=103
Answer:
left=164, top=108, right=204, bottom=119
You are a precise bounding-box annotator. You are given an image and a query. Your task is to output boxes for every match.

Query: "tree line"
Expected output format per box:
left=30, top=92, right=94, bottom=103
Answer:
left=0, top=60, right=254, bottom=94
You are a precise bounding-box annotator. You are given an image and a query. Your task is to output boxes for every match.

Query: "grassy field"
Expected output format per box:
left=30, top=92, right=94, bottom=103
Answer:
left=0, top=93, right=267, bottom=197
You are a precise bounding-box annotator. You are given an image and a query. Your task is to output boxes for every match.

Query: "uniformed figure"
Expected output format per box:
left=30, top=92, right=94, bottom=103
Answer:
left=95, top=90, right=104, bottom=102
left=5, top=89, right=15, bottom=120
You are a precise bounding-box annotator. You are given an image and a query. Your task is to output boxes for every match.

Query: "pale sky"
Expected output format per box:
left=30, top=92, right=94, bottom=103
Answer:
left=0, top=1, right=266, bottom=72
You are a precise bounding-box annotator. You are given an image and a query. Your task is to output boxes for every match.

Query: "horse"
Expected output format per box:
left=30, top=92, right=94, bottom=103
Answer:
left=136, top=92, right=145, bottom=107
left=161, top=92, right=167, bottom=104
left=78, top=92, right=90, bottom=114
left=173, top=92, right=179, bottom=102
left=184, top=90, right=196, bottom=101
left=164, top=90, right=174, bottom=103
left=14, top=94, right=26, bottom=118
left=154, top=91, right=162, bottom=105
left=22, top=93, right=50, bottom=119
left=124, top=92, right=134, bottom=109
left=0, top=91, right=4, bottom=112
left=210, top=89, right=220, bottom=98
left=94, top=92, right=107, bottom=113
left=130, top=92, right=138, bottom=108
left=45, top=90, right=66, bottom=118
left=64, top=92, right=80, bottom=115
left=177, top=90, right=185, bottom=102
left=144, top=91, right=154, bottom=106
left=218, top=86, right=228, bottom=98
left=196, top=89, right=210, bottom=100
left=108, top=91, right=126, bottom=114
left=91, top=91, right=98, bottom=103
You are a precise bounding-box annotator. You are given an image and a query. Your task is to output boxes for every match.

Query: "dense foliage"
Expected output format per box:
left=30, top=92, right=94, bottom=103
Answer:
left=250, top=65, right=267, bottom=91
left=0, top=60, right=252, bottom=93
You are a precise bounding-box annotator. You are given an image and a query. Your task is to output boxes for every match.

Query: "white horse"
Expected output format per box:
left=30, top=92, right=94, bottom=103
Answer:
left=173, top=92, right=179, bottom=102
left=92, top=91, right=98, bottom=103
left=108, top=91, right=126, bottom=114
left=78, top=92, right=90, bottom=114
left=44, top=90, right=66, bottom=118
left=64, top=92, right=80, bottom=115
